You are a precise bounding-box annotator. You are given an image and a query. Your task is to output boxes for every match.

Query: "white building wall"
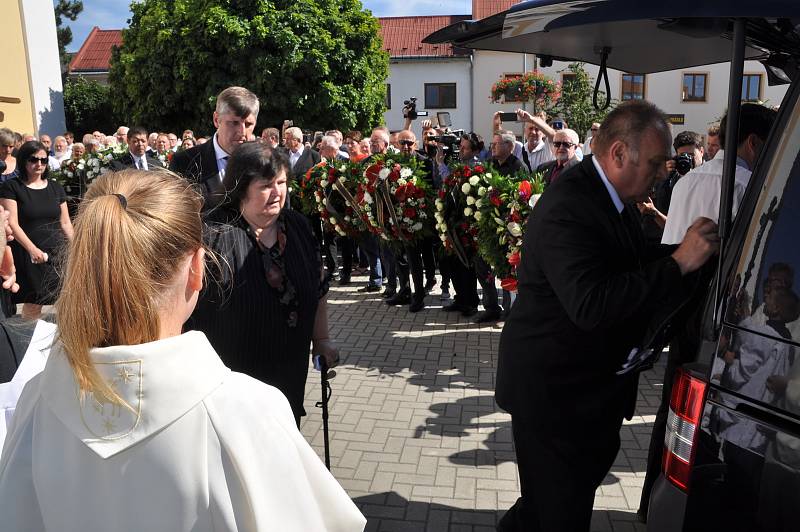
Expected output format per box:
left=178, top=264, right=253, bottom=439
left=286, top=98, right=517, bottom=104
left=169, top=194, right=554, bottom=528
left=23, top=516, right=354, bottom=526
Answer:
left=473, top=51, right=788, bottom=143
left=383, top=58, right=472, bottom=136
left=21, top=0, right=66, bottom=136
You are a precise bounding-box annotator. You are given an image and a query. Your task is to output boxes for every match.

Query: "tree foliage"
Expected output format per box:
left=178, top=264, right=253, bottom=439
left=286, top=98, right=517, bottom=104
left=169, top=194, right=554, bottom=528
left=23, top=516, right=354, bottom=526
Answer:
left=551, top=63, right=616, bottom=142
left=109, top=0, right=389, bottom=136
left=63, top=77, right=117, bottom=136
left=54, top=0, right=84, bottom=69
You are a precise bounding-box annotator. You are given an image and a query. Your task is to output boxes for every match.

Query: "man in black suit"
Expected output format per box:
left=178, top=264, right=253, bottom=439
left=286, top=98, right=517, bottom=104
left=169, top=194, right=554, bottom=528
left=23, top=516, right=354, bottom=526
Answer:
left=496, top=100, right=720, bottom=531
left=535, top=128, right=580, bottom=185
left=170, top=86, right=258, bottom=209
left=284, top=126, right=320, bottom=180
left=109, top=126, right=165, bottom=172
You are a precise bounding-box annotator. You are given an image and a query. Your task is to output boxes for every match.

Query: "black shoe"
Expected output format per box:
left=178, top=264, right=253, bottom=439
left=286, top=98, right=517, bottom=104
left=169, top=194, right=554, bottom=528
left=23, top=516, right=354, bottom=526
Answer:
left=473, top=310, right=501, bottom=323
left=386, top=290, right=411, bottom=305
left=358, top=284, right=381, bottom=293
left=338, top=275, right=351, bottom=286
left=424, top=278, right=436, bottom=292
left=461, top=307, right=478, bottom=317
left=443, top=302, right=467, bottom=313
left=381, top=287, right=397, bottom=299
left=409, top=298, right=425, bottom=312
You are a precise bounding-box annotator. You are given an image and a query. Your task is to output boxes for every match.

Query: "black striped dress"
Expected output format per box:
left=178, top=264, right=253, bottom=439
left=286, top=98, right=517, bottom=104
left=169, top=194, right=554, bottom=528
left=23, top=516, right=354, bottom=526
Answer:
left=188, top=207, right=326, bottom=423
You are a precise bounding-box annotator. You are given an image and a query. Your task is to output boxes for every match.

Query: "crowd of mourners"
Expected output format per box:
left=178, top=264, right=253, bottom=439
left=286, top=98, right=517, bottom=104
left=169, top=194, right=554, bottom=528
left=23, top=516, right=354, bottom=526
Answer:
left=0, top=83, right=777, bottom=531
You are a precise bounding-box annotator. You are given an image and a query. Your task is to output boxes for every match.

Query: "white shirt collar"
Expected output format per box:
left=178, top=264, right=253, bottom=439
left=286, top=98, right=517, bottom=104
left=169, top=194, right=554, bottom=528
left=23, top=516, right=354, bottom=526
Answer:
left=527, top=139, right=546, bottom=153
left=212, top=133, right=230, bottom=175
left=592, top=156, right=624, bottom=213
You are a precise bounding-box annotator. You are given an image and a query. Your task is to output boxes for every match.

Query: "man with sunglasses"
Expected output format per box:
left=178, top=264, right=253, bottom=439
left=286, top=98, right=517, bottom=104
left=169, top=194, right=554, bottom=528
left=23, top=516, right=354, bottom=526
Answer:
left=535, top=129, right=581, bottom=186
left=385, top=130, right=436, bottom=313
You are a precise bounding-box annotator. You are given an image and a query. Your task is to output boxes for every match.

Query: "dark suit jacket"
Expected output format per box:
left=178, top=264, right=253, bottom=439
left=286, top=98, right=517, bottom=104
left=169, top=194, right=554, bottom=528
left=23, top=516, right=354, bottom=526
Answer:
left=169, top=140, right=226, bottom=210
left=496, top=156, right=689, bottom=433
left=289, top=147, right=321, bottom=180
left=109, top=152, right=165, bottom=172
left=536, top=157, right=579, bottom=185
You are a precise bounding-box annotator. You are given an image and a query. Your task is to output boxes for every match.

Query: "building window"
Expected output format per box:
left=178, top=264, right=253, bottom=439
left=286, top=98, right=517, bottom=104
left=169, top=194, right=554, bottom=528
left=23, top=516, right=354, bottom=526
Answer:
left=682, top=73, right=707, bottom=102
left=742, top=74, right=763, bottom=102
left=561, top=72, right=577, bottom=89
left=621, top=74, right=646, bottom=100
left=386, top=84, right=391, bottom=109
left=425, top=83, right=457, bottom=109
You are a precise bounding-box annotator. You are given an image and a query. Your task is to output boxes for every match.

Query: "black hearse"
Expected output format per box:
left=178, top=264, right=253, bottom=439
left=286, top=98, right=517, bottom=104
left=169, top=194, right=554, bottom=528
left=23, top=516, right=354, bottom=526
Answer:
left=427, top=1, right=800, bottom=530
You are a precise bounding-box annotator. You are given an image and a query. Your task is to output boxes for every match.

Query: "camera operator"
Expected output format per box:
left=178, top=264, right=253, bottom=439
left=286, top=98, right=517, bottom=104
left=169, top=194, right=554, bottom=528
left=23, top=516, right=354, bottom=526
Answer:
left=639, top=131, right=705, bottom=243
left=435, top=132, right=487, bottom=317
left=661, top=104, right=777, bottom=245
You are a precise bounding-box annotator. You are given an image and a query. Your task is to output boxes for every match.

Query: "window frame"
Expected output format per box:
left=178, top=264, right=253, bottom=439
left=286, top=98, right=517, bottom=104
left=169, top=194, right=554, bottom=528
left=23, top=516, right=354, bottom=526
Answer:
left=682, top=72, right=708, bottom=103
left=385, top=83, right=391, bottom=110
left=742, top=73, right=764, bottom=103
left=620, top=73, right=646, bottom=101
left=424, top=82, right=457, bottom=109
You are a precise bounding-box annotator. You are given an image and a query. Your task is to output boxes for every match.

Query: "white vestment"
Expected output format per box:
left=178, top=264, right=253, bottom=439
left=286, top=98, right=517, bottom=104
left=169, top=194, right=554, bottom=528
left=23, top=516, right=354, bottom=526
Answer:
left=0, top=331, right=366, bottom=532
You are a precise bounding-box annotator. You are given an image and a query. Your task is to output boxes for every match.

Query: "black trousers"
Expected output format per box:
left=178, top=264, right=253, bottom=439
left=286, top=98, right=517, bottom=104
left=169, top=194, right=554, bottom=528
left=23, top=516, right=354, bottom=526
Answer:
left=398, top=238, right=436, bottom=300
left=448, top=254, right=479, bottom=308
left=499, top=416, right=622, bottom=532
left=309, top=214, right=336, bottom=272
left=339, top=236, right=355, bottom=276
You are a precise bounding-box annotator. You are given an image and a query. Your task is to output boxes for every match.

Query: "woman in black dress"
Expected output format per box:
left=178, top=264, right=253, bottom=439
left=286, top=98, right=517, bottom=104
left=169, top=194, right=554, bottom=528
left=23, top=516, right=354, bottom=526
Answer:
left=189, top=142, right=338, bottom=426
left=0, top=141, right=73, bottom=319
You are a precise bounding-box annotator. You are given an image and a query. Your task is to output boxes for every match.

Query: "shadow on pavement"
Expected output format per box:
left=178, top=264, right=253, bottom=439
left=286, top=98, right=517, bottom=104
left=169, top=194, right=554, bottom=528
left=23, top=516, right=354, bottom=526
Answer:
left=354, top=492, right=645, bottom=531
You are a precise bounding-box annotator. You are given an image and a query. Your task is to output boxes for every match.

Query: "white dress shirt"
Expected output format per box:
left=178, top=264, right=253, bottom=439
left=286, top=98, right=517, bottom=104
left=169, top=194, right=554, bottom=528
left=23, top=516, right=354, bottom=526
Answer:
left=592, top=156, right=624, bottom=213
left=524, top=138, right=555, bottom=171
left=0, top=331, right=366, bottom=532
left=661, top=150, right=752, bottom=244
left=131, top=152, right=148, bottom=170
left=290, top=144, right=305, bottom=168
left=212, top=133, right=230, bottom=179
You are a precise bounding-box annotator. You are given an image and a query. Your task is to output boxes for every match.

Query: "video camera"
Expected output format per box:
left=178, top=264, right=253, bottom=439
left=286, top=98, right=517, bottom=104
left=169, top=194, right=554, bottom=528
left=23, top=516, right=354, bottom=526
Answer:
left=402, top=97, right=429, bottom=120
left=430, top=129, right=465, bottom=164
left=673, top=152, right=695, bottom=176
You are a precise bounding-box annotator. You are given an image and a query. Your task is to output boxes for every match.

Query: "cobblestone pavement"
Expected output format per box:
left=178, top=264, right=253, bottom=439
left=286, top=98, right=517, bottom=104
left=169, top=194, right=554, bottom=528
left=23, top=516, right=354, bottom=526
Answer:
left=300, top=274, right=665, bottom=532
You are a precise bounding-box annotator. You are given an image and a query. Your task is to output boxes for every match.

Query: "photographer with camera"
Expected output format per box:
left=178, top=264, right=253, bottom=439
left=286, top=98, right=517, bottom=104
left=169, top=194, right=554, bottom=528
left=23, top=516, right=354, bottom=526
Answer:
left=639, top=131, right=705, bottom=243
left=661, top=104, right=777, bottom=245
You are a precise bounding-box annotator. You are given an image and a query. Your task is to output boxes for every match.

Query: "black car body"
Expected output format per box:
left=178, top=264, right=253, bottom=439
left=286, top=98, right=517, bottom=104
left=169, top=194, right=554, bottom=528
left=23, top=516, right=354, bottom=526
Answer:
left=427, top=1, right=800, bottom=529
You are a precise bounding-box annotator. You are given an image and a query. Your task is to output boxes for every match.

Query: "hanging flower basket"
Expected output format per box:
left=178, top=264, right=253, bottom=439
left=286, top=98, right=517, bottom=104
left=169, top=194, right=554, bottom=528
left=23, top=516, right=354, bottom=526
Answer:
left=490, top=71, right=561, bottom=110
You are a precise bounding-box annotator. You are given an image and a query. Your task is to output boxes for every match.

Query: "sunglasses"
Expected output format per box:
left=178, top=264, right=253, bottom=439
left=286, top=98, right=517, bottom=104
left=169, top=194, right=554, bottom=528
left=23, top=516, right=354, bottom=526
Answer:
left=552, top=141, right=575, bottom=149
left=591, top=128, right=599, bottom=132
left=28, top=157, right=49, bottom=164
left=399, top=140, right=415, bottom=147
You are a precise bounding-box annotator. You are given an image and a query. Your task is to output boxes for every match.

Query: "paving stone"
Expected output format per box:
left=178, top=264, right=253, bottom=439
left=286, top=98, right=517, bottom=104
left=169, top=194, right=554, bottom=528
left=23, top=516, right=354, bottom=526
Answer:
left=300, top=275, right=666, bottom=532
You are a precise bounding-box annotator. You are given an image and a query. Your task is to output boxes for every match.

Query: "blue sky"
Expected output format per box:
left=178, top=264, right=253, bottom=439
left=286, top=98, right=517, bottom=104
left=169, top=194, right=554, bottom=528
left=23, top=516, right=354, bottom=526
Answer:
left=64, top=0, right=473, bottom=52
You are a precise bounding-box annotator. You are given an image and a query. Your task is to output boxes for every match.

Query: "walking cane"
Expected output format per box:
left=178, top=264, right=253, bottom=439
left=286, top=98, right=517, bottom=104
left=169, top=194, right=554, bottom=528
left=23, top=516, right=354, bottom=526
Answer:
left=314, top=355, right=332, bottom=470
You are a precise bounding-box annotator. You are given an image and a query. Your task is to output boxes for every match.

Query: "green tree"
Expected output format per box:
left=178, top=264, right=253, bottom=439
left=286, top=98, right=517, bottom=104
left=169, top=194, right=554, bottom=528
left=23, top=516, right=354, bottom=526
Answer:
left=54, top=0, right=84, bottom=69
left=109, top=0, right=389, bottom=135
left=551, top=63, right=616, bottom=142
left=63, top=77, right=117, bottom=136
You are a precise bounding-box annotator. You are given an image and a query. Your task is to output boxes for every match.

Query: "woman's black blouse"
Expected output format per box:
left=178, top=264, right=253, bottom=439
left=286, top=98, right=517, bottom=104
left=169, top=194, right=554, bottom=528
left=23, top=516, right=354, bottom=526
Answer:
left=188, top=208, right=328, bottom=420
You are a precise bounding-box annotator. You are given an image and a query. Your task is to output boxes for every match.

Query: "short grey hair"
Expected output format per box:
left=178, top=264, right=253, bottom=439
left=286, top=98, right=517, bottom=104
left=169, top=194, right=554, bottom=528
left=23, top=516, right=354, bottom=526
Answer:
left=215, top=86, right=260, bottom=119
left=556, top=128, right=580, bottom=145
left=498, top=132, right=516, bottom=147
left=319, top=135, right=338, bottom=148
left=0, top=128, right=16, bottom=145
left=371, top=128, right=390, bottom=144
left=285, top=127, right=303, bottom=141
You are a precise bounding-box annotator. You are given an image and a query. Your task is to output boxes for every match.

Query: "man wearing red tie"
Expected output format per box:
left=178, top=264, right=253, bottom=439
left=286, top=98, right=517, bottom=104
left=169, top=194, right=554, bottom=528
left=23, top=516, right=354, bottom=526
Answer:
left=535, top=128, right=580, bottom=186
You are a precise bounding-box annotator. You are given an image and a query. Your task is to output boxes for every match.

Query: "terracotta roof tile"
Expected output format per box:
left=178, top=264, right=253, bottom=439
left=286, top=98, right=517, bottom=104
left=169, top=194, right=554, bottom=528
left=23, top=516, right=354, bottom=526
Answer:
left=379, top=16, right=471, bottom=58
left=473, top=0, right=520, bottom=21
left=67, top=27, right=123, bottom=73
